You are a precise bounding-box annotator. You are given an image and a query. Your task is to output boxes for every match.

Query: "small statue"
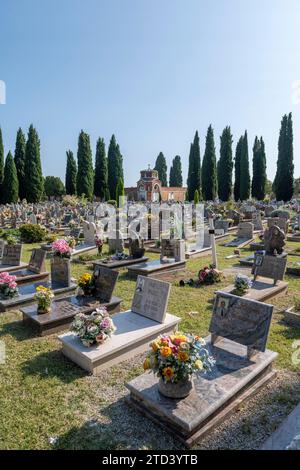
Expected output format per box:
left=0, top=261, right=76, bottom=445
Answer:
left=264, top=225, right=285, bottom=255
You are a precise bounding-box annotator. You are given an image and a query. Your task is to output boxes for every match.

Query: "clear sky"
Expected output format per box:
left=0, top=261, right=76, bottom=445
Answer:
left=0, top=0, right=299, bottom=187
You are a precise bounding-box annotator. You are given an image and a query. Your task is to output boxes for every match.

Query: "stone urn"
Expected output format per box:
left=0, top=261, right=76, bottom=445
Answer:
left=158, top=376, right=194, bottom=399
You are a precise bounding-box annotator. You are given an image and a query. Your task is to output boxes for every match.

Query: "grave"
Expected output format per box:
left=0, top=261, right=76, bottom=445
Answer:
left=185, top=230, right=211, bottom=258
left=127, top=239, right=186, bottom=278
left=0, top=244, right=27, bottom=273
left=71, top=221, right=97, bottom=256
left=222, top=253, right=288, bottom=302
left=10, top=248, right=49, bottom=284
left=59, top=276, right=180, bottom=374
left=261, top=403, right=300, bottom=450
left=252, top=212, right=263, bottom=231
left=126, top=292, right=277, bottom=447
left=225, top=222, right=255, bottom=248
left=0, top=240, right=5, bottom=258
left=95, top=238, right=148, bottom=270
left=267, top=217, right=289, bottom=234
left=21, top=266, right=121, bottom=336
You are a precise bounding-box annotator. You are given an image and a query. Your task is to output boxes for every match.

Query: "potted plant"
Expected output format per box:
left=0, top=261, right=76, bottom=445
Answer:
left=77, top=272, right=95, bottom=296
left=34, top=286, right=54, bottom=314
left=0, top=272, right=18, bottom=299
left=71, top=307, right=116, bottom=347
left=143, top=332, right=215, bottom=399
left=233, top=274, right=253, bottom=296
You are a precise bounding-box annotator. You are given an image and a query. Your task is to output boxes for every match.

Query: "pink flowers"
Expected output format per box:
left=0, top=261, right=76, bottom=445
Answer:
left=0, top=272, right=19, bottom=299
left=52, top=239, right=72, bottom=258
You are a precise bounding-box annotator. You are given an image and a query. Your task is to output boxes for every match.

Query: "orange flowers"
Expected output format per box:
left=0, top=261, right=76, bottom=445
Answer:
left=160, top=346, right=172, bottom=358
left=178, top=351, right=189, bottom=362
left=162, top=367, right=174, bottom=381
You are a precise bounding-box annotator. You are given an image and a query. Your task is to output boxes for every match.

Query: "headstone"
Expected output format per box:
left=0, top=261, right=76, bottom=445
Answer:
left=28, top=248, right=47, bottom=273
left=128, top=238, right=145, bottom=259
left=131, top=276, right=171, bottom=323
left=252, top=212, right=263, bottom=231
left=264, top=225, right=286, bottom=255
left=0, top=240, right=5, bottom=258
left=93, top=265, right=119, bottom=303
left=83, top=221, right=96, bottom=245
left=51, top=257, right=71, bottom=287
left=160, top=239, right=185, bottom=262
left=210, top=292, right=273, bottom=356
left=29, top=213, right=37, bottom=224
left=215, top=220, right=229, bottom=233
left=2, top=244, right=22, bottom=266
left=237, top=221, right=254, bottom=239
left=267, top=217, right=289, bottom=233
left=252, top=254, right=287, bottom=284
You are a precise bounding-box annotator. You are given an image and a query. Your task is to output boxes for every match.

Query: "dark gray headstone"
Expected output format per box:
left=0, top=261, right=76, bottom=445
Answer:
left=93, top=265, right=119, bottom=303
left=210, top=292, right=273, bottom=352
left=131, top=276, right=171, bottom=323
left=50, top=257, right=71, bottom=287
left=2, top=244, right=22, bottom=266
left=252, top=254, right=287, bottom=282
left=28, top=248, right=47, bottom=273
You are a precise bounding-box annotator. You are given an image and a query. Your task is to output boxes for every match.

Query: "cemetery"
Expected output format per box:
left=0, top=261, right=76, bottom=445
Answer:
left=1, top=1, right=300, bottom=456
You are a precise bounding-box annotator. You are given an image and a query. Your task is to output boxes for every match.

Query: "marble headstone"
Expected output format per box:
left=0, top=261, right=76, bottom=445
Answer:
left=210, top=292, right=273, bottom=353
left=252, top=254, right=287, bottom=283
left=93, top=265, right=119, bottom=303
left=237, top=222, right=254, bottom=239
left=131, top=276, right=171, bottom=323
left=51, top=257, right=71, bottom=287
left=28, top=248, right=47, bottom=273
left=2, top=244, right=22, bottom=266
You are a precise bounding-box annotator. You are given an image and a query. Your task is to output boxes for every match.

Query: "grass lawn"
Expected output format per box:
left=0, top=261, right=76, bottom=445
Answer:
left=0, top=237, right=300, bottom=449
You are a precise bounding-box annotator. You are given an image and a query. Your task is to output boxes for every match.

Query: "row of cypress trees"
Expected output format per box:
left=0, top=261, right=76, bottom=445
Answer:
left=153, top=152, right=183, bottom=187
left=0, top=125, right=43, bottom=204
left=186, top=113, right=294, bottom=202
left=65, top=132, right=124, bottom=201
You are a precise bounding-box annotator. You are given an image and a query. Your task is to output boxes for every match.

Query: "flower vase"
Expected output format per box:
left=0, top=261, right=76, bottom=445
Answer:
left=37, top=300, right=52, bottom=315
left=158, top=376, right=194, bottom=399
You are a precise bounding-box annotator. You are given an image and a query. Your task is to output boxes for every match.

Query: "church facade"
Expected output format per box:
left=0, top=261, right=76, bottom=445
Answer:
left=125, top=168, right=186, bottom=203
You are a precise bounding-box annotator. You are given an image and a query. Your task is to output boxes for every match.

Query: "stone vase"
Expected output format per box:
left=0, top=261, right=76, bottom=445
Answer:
left=158, top=376, right=194, bottom=399
left=50, top=256, right=71, bottom=287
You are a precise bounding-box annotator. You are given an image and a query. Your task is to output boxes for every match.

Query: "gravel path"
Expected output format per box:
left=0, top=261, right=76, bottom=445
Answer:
left=60, top=353, right=300, bottom=450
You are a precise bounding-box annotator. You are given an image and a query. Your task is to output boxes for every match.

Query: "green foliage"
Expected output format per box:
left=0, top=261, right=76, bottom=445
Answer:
left=44, top=176, right=65, bottom=199
left=3, top=151, right=19, bottom=203
left=217, top=126, right=233, bottom=201
left=294, top=178, right=300, bottom=196
left=94, top=138, right=109, bottom=200
left=194, top=189, right=200, bottom=204
left=76, top=130, right=94, bottom=201
left=187, top=131, right=201, bottom=201
left=107, top=199, right=116, bottom=206
left=19, top=224, right=47, bottom=243
left=154, top=152, right=168, bottom=186
left=239, top=131, right=251, bottom=201
left=234, top=137, right=243, bottom=201
left=24, top=125, right=44, bottom=202
left=65, top=150, right=77, bottom=195
left=169, top=155, right=183, bottom=187
left=115, top=177, right=125, bottom=207
left=107, top=135, right=124, bottom=200
left=252, top=136, right=267, bottom=200
left=202, top=125, right=218, bottom=201
left=14, top=128, right=26, bottom=200
left=273, top=113, right=294, bottom=201
left=0, top=127, right=5, bottom=203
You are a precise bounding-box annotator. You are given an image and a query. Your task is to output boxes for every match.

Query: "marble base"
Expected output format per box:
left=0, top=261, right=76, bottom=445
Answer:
left=21, top=295, right=121, bottom=336
left=71, top=244, right=96, bottom=257
left=0, top=262, right=27, bottom=273
left=185, top=247, right=211, bottom=259
left=93, top=257, right=149, bottom=270
left=12, top=268, right=49, bottom=285
left=220, top=278, right=288, bottom=302
left=126, top=336, right=277, bottom=447
left=283, top=306, right=300, bottom=328
left=261, top=403, right=300, bottom=450
left=239, top=255, right=254, bottom=267
left=225, top=237, right=255, bottom=248
left=59, top=311, right=180, bottom=374
left=127, top=259, right=186, bottom=278
left=0, top=280, right=77, bottom=312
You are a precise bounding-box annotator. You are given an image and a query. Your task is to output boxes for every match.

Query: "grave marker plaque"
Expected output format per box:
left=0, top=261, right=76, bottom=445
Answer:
left=131, top=276, right=170, bottom=323
left=28, top=249, right=47, bottom=273
left=51, top=257, right=71, bottom=287
left=252, top=254, right=287, bottom=283
left=2, top=244, right=22, bottom=266
left=210, top=292, right=273, bottom=354
left=93, top=265, right=119, bottom=303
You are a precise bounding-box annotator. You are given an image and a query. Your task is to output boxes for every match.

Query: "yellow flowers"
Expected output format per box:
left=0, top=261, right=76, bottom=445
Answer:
left=143, top=357, right=151, bottom=370
left=162, top=367, right=174, bottom=381
left=170, top=334, right=187, bottom=345
left=78, top=273, right=92, bottom=286
left=178, top=351, right=189, bottom=362
left=151, top=341, right=160, bottom=352
left=160, top=346, right=172, bottom=358
left=195, top=359, right=203, bottom=370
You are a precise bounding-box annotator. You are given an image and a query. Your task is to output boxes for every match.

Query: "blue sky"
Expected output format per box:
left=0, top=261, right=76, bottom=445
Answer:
left=0, top=0, right=299, bottom=187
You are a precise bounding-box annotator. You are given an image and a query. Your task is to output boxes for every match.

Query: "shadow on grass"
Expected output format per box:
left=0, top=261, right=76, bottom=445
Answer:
left=0, top=319, right=38, bottom=342
left=21, top=349, right=87, bottom=383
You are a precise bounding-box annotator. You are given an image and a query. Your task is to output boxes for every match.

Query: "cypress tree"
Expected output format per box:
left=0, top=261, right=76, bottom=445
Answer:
left=252, top=136, right=267, bottom=200
left=194, top=189, right=200, bottom=204
left=274, top=113, right=294, bottom=201
left=187, top=131, right=201, bottom=201
left=65, top=150, right=77, bottom=195
left=217, top=126, right=233, bottom=201
left=24, top=124, right=44, bottom=203
left=234, top=137, right=243, bottom=202
left=239, top=131, right=251, bottom=201
left=154, top=152, right=168, bottom=186
left=115, top=177, right=125, bottom=207
left=76, top=130, right=94, bottom=200
left=202, top=125, right=218, bottom=201
left=107, top=135, right=124, bottom=200
left=3, top=151, right=19, bottom=203
left=0, top=127, right=4, bottom=203
left=169, top=155, right=182, bottom=187
left=94, top=138, right=109, bottom=200
left=14, top=128, right=26, bottom=200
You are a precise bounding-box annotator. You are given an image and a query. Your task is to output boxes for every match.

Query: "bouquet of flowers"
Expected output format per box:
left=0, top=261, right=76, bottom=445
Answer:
left=52, top=238, right=72, bottom=258
left=71, top=307, right=116, bottom=347
left=34, top=286, right=54, bottom=313
left=95, top=235, right=104, bottom=254
left=65, top=236, right=76, bottom=249
left=143, top=333, right=215, bottom=383
left=77, top=272, right=95, bottom=296
left=0, top=272, right=18, bottom=299
left=198, top=265, right=222, bottom=285
left=233, top=274, right=253, bottom=296
left=111, top=251, right=128, bottom=261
